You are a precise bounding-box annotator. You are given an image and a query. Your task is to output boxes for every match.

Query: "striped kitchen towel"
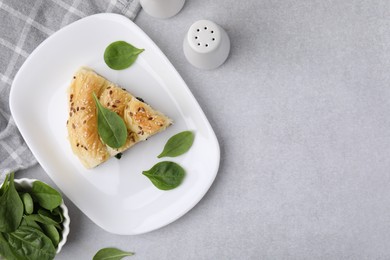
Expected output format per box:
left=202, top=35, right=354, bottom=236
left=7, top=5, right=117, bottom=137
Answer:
left=0, top=0, right=141, bottom=180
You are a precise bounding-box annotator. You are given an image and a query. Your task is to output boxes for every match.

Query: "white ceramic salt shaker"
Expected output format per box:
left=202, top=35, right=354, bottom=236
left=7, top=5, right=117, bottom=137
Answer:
left=140, top=0, right=185, bottom=19
left=183, top=20, right=230, bottom=70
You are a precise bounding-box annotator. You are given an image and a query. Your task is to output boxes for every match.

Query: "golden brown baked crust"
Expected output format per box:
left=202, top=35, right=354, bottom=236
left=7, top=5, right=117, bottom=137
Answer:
left=67, top=67, right=172, bottom=168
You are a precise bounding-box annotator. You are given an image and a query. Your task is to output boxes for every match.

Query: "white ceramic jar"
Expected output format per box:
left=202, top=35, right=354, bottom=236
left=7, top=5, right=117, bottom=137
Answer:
left=183, top=20, right=230, bottom=70
left=140, top=0, right=185, bottom=19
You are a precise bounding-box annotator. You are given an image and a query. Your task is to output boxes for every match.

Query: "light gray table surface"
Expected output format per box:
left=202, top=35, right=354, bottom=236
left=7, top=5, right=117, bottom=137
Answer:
left=18, top=0, right=390, bottom=259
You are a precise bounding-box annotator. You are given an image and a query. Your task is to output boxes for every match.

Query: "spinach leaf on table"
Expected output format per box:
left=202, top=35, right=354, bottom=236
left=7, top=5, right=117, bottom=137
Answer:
left=93, top=247, right=134, bottom=260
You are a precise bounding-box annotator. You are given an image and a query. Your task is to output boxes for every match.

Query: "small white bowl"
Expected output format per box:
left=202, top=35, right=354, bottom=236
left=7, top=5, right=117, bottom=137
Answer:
left=13, top=178, right=70, bottom=254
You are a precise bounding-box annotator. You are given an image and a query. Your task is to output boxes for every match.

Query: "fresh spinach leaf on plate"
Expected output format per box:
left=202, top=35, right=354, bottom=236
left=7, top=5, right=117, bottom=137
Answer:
left=143, top=161, right=185, bottom=190
left=93, top=92, right=127, bottom=149
left=157, top=131, right=195, bottom=158
left=104, top=41, right=144, bottom=70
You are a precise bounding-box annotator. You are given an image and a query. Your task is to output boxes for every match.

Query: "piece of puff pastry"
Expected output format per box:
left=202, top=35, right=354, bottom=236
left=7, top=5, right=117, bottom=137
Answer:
left=67, top=67, right=172, bottom=169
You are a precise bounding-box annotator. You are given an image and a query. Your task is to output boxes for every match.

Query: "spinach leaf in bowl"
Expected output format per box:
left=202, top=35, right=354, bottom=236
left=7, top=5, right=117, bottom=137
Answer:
left=3, top=226, right=56, bottom=260
left=0, top=174, right=68, bottom=260
left=30, top=181, right=62, bottom=211
left=0, top=173, right=24, bottom=233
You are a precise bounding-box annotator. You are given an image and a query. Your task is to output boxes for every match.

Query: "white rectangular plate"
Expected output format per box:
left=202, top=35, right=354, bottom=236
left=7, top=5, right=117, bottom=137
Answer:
left=10, top=14, right=220, bottom=235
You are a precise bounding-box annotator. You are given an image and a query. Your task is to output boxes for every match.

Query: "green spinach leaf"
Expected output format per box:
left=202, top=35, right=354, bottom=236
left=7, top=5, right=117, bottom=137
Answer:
left=93, top=247, right=134, bottom=260
left=157, top=131, right=195, bottom=158
left=0, top=173, right=24, bottom=233
left=104, top=41, right=144, bottom=70
left=20, top=217, right=42, bottom=231
left=93, top=92, right=127, bottom=148
left=40, top=224, right=60, bottom=248
left=24, top=214, right=61, bottom=230
left=21, top=193, right=34, bottom=214
left=0, top=232, right=19, bottom=260
left=4, top=226, right=56, bottom=260
left=38, top=209, right=62, bottom=224
left=30, top=181, right=62, bottom=211
left=142, top=161, right=185, bottom=190
left=51, top=207, right=64, bottom=223
left=0, top=173, right=9, bottom=196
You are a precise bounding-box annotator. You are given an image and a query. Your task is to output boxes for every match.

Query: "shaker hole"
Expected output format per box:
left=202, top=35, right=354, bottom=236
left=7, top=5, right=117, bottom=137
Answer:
left=205, top=44, right=209, bottom=47
left=197, top=43, right=201, bottom=46
left=211, top=30, right=214, bottom=33
left=204, top=27, right=207, bottom=30
left=197, top=29, right=200, bottom=32
left=212, top=38, right=215, bottom=41
left=195, top=36, right=198, bottom=39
